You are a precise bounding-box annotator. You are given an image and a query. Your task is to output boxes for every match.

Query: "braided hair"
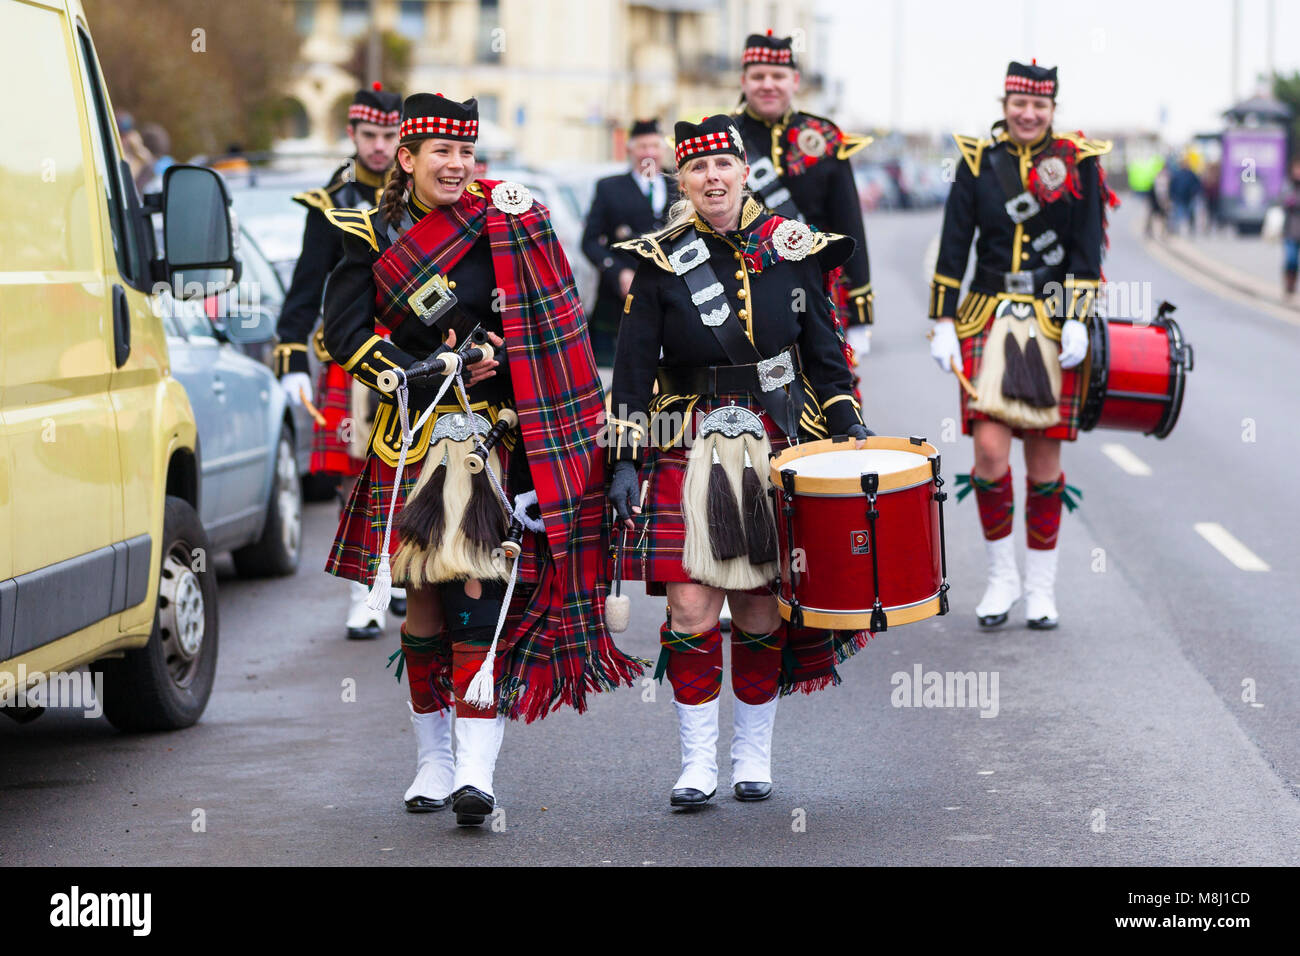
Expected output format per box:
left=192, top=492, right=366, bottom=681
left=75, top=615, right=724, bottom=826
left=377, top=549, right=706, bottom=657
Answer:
left=380, top=160, right=411, bottom=226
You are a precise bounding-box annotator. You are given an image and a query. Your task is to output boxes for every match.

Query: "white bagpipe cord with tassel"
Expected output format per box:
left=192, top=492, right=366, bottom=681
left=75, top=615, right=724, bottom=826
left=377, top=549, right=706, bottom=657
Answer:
left=365, top=367, right=460, bottom=611
left=605, top=478, right=648, bottom=634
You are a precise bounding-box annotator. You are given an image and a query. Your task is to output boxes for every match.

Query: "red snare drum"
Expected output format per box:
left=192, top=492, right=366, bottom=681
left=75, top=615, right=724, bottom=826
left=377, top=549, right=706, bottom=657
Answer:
left=1080, top=302, right=1194, bottom=438
left=770, top=436, right=950, bottom=632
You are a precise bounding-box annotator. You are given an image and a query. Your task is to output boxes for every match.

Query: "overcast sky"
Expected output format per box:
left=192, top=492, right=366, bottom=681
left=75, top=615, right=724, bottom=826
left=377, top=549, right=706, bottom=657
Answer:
left=823, top=0, right=1298, bottom=141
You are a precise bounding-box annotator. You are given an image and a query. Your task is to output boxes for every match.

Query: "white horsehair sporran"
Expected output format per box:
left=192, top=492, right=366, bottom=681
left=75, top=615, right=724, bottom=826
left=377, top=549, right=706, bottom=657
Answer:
left=970, top=298, right=1062, bottom=430
left=681, top=404, right=780, bottom=591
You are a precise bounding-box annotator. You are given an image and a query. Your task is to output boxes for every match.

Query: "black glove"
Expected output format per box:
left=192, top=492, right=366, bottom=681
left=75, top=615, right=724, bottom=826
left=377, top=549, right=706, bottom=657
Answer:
left=608, top=461, right=640, bottom=523
left=846, top=423, right=876, bottom=440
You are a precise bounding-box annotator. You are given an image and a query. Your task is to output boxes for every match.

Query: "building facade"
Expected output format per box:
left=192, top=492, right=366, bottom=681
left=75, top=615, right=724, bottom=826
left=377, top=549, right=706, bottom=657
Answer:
left=283, top=0, right=829, bottom=164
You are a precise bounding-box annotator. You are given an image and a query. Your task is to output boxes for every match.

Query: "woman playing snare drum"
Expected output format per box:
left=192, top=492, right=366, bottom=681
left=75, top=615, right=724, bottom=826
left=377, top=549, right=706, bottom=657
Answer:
left=606, top=115, right=871, bottom=810
left=927, top=60, right=1118, bottom=630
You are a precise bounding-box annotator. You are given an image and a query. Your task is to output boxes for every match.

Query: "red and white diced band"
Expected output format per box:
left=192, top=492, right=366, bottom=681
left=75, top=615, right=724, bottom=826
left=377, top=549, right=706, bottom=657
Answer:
left=743, top=46, right=793, bottom=65
left=348, top=105, right=401, bottom=125
left=399, top=116, right=480, bottom=139
left=675, top=130, right=736, bottom=165
left=1005, top=75, right=1055, bottom=96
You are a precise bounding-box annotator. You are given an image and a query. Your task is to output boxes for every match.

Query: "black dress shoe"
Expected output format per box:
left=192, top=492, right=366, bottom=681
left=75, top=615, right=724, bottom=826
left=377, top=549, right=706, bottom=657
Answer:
left=976, top=611, right=1009, bottom=628
left=451, top=785, right=494, bottom=826
left=670, top=787, right=715, bottom=809
left=346, top=623, right=382, bottom=640
left=1026, top=616, right=1059, bottom=630
left=404, top=794, right=449, bottom=812
left=390, top=596, right=407, bottom=616
left=733, top=781, right=772, bottom=802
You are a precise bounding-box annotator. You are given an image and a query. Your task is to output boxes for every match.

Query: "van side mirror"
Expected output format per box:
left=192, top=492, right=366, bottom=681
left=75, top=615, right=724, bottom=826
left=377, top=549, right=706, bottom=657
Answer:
left=162, top=165, right=238, bottom=298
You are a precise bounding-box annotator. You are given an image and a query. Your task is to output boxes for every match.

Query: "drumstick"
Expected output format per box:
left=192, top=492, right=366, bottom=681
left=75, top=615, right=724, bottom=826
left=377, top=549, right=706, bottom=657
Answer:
left=300, top=389, right=327, bottom=426
left=949, top=357, right=979, bottom=400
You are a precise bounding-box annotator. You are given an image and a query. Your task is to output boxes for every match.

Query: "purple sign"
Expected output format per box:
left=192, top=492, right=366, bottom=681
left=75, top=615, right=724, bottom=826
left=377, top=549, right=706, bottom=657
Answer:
left=1220, top=129, right=1288, bottom=207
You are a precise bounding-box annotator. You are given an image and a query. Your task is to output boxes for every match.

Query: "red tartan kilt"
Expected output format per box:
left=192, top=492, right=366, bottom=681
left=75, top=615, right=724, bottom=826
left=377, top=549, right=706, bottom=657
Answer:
left=325, top=444, right=543, bottom=590
left=310, top=361, right=367, bottom=476
left=960, top=324, right=1084, bottom=441
left=619, top=393, right=791, bottom=596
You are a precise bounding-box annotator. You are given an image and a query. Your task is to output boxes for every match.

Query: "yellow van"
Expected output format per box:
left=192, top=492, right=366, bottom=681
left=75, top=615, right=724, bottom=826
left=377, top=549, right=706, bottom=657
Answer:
left=1, top=0, right=238, bottom=730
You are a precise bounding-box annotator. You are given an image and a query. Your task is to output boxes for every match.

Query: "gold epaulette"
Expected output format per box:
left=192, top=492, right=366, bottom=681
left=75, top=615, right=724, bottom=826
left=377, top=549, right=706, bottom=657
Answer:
left=613, top=219, right=694, bottom=272
left=293, top=188, right=334, bottom=213
left=323, top=206, right=379, bottom=253
left=837, top=132, right=873, bottom=160
left=952, top=133, right=991, bottom=178
left=1054, top=130, right=1114, bottom=162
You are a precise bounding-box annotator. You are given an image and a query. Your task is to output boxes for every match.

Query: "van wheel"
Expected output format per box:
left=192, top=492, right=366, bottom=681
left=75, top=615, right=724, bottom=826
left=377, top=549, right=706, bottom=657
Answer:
left=97, top=496, right=219, bottom=731
left=233, top=423, right=302, bottom=577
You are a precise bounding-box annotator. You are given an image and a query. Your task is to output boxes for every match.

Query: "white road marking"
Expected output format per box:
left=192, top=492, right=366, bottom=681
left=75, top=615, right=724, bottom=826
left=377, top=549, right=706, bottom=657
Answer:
left=1194, top=522, right=1270, bottom=571
left=1101, top=442, right=1153, bottom=476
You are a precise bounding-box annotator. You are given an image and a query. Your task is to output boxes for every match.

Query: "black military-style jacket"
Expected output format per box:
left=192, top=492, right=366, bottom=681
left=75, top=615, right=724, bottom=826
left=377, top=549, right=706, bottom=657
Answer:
left=319, top=191, right=512, bottom=465
left=581, top=170, right=676, bottom=310
left=607, top=197, right=865, bottom=468
left=929, top=128, right=1112, bottom=333
left=734, top=104, right=874, bottom=324
left=273, top=158, right=386, bottom=376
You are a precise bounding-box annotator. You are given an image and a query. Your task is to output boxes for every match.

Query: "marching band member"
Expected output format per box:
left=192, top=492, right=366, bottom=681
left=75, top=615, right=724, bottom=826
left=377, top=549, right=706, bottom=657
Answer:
left=607, top=116, right=871, bottom=810
left=927, top=61, right=1117, bottom=629
left=321, top=93, right=643, bottom=826
left=733, top=31, right=874, bottom=367
left=581, top=118, right=676, bottom=365
left=273, top=83, right=405, bottom=638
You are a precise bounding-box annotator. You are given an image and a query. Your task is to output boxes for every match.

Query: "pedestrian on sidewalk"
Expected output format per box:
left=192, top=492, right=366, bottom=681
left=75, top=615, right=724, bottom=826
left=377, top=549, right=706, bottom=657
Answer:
left=1281, top=157, right=1300, bottom=298
left=1168, top=157, right=1201, bottom=236
left=927, top=60, right=1118, bottom=631
left=321, top=92, right=644, bottom=826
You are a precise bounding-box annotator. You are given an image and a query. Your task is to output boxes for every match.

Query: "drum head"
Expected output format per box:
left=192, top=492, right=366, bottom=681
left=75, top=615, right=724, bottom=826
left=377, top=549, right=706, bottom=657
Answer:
left=783, top=447, right=930, bottom=478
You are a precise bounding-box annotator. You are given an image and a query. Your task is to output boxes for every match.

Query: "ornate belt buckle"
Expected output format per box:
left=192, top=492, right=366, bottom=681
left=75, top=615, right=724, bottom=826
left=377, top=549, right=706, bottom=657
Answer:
left=409, top=274, right=457, bottom=327
left=669, top=237, right=710, bottom=275
left=1004, top=191, right=1040, bottom=224
left=1004, top=271, right=1035, bottom=295
left=756, top=350, right=795, bottom=392
left=698, top=404, right=765, bottom=440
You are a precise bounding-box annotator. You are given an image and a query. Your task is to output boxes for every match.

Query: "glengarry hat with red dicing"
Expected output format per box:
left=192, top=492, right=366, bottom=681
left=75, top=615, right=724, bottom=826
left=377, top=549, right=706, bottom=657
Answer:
left=673, top=114, right=746, bottom=167
left=398, top=92, right=480, bottom=145
left=349, top=82, right=402, bottom=126
left=1004, top=60, right=1058, bottom=100
left=742, top=30, right=797, bottom=69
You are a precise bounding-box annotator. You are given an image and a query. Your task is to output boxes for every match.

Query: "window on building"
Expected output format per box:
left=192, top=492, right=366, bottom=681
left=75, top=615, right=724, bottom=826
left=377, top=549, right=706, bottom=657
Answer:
left=397, top=0, right=425, bottom=39
left=477, top=94, right=499, bottom=124
left=339, top=0, right=369, bottom=38
left=294, top=0, right=315, bottom=35
left=477, top=0, right=501, bottom=63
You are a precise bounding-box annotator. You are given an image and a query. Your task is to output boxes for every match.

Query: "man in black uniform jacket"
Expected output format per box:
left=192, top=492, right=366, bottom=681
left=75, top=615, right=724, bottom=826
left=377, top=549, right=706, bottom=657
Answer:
left=581, top=118, right=675, bottom=365
left=733, top=31, right=875, bottom=363
left=272, top=82, right=402, bottom=639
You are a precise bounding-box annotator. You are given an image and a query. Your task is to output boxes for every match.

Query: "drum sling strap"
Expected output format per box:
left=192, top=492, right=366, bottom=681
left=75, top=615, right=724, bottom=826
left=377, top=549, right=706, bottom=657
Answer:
left=666, top=227, right=805, bottom=438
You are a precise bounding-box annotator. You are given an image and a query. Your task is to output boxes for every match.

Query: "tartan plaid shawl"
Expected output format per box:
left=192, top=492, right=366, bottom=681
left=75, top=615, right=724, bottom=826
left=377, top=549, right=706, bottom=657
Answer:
left=372, top=181, right=646, bottom=721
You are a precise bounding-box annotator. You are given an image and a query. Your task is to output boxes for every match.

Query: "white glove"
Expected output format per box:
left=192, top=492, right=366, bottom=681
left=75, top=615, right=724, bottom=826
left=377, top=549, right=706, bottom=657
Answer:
left=929, top=320, right=961, bottom=374
left=1058, top=319, right=1089, bottom=369
left=846, top=324, right=872, bottom=357
left=280, top=371, right=313, bottom=406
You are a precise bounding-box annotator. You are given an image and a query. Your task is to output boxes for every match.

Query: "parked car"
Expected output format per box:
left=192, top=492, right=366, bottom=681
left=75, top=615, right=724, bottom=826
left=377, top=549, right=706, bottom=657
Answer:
left=1, top=0, right=233, bottom=730
left=163, top=292, right=304, bottom=579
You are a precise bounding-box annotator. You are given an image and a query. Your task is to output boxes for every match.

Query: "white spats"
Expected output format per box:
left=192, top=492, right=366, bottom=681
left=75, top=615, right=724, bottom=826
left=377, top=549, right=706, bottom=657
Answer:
left=404, top=702, right=455, bottom=804
left=452, top=715, right=506, bottom=798
left=731, top=698, right=777, bottom=785
left=975, top=536, right=1022, bottom=620
left=1023, top=547, right=1060, bottom=626
left=673, top=698, right=719, bottom=795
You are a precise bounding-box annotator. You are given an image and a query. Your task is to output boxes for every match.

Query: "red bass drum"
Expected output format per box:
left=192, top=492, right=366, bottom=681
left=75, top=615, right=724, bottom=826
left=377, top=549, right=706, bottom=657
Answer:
left=1079, top=301, right=1194, bottom=438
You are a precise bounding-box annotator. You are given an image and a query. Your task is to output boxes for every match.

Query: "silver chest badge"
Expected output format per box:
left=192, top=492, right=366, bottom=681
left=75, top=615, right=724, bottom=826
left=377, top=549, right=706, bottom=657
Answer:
left=491, top=181, right=533, bottom=215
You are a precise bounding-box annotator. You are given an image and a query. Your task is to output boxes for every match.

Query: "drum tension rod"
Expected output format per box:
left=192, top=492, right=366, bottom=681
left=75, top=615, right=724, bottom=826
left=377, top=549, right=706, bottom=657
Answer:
left=931, top=456, right=951, bottom=616
left=860, top=472, right=888, bottom=633
left=779, top=468, right=802, bottom=629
